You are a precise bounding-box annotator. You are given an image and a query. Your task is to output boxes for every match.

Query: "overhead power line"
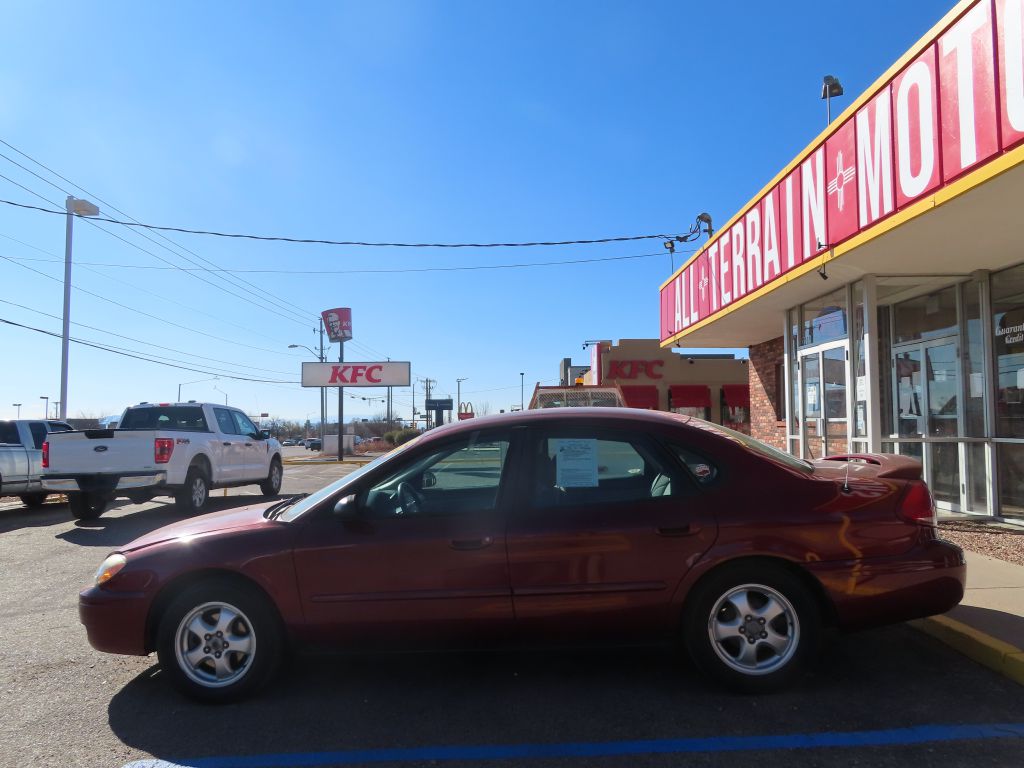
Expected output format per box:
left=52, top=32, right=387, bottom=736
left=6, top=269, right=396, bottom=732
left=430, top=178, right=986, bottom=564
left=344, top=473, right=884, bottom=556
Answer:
left=0, top=173, right=312, bottom=329
left=0, top=141, right=316, bottom=326
left=0, top=197, right=676, bottom=249
left=0, top=250, right=674, bottom=274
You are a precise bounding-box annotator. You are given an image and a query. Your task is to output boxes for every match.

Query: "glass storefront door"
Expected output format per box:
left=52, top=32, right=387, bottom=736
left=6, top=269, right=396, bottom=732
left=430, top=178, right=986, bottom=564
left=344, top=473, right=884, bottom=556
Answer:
left=800, top=343, right=848, bottom=460
left=892, top=338, right=965, bottom=511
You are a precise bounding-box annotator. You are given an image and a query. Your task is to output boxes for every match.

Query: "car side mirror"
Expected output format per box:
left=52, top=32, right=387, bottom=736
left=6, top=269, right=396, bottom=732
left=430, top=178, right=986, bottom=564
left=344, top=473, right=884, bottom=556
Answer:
left=260, top=429, right=271, bottom=440
left=422, top=470, right=437, bottom=489
left=333, top=493, right=358, bottom=518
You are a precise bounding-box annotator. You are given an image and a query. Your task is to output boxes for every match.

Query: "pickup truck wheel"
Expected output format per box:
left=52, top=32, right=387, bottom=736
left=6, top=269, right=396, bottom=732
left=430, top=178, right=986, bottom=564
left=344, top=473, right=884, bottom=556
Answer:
left=69, top=492, right=108, bottom=520
left=259, top=458, right=282, bottom=496
left=19, top=493, right=48, bottom=509
left=175, top=469, right=209, bottom=514
left=156, top=580, right=283, bottom=703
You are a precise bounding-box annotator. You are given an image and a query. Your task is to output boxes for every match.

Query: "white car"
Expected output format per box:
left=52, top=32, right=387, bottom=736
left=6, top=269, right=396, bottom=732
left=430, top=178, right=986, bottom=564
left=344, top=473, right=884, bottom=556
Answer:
left=42, top=402, right=283, bottom=519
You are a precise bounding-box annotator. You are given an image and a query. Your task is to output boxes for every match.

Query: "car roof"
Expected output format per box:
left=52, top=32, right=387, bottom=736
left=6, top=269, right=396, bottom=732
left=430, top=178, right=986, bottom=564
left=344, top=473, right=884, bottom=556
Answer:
left=420, top=407, right=694, bottom=440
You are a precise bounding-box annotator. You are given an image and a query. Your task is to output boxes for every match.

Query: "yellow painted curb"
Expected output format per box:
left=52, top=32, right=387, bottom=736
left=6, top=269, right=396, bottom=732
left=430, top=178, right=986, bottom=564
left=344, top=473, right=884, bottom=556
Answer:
left=910, top=615, right=1024, bottom=686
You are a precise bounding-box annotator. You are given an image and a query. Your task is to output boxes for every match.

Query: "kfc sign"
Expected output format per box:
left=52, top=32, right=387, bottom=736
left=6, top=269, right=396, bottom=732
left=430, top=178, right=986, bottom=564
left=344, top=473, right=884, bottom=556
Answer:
left=661, top=0, right=1024, bottom=344
left=301, top=361, right=410, bottom=388
left=321, top=307, right=353, bottom=343
left=607, top=360, right=665, bottom=380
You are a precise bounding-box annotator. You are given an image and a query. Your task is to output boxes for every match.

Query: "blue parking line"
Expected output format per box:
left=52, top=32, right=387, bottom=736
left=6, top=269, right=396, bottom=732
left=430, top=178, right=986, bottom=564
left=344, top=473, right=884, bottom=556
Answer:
left=123, top=723, right=1024, bottom=768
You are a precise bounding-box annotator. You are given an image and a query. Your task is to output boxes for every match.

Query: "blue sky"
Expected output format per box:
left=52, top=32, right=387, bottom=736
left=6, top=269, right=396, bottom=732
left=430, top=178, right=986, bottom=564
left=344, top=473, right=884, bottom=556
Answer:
left=0, top=1, right=950, bottom=423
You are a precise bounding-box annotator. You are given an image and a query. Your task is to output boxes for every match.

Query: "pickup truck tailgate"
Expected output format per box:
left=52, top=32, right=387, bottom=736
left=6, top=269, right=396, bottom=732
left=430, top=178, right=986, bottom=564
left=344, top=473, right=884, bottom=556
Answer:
left=45, top=429, right=161, bottom=474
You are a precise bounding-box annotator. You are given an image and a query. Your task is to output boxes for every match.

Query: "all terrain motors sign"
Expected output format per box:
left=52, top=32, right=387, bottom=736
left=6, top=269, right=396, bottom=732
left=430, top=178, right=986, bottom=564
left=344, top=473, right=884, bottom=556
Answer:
left=301, top=361, right=411, bottom=387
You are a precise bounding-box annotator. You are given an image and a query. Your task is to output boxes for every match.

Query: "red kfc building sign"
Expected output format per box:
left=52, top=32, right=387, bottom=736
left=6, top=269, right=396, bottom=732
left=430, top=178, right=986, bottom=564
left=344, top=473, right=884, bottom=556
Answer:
left=661, top=0, right=1024, bottom=343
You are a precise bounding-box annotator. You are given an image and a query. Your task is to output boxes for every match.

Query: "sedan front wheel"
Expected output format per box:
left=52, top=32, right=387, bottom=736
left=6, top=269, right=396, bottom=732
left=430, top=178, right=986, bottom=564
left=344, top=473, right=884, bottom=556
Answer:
left=684, top=563, right=821, bottom=693
left=156, top=580, right=283, bottom=702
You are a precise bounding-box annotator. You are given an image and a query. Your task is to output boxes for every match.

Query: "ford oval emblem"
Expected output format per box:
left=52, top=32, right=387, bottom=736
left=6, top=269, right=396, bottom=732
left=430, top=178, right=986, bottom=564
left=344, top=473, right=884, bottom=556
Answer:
left=93, top=445, right=108, bottom=452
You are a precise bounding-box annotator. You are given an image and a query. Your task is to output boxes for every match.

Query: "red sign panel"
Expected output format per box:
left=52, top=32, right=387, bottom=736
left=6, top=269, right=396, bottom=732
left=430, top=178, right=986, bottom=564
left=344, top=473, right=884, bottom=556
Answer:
left=321, top=307, right=353, bottom=343
left=660, top=0, right=1023, bottom=344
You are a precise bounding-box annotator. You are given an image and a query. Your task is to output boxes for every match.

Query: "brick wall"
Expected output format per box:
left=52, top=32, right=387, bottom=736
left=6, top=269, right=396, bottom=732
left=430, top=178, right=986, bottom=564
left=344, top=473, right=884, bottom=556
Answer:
left=748, top=336, right=786, bottom=451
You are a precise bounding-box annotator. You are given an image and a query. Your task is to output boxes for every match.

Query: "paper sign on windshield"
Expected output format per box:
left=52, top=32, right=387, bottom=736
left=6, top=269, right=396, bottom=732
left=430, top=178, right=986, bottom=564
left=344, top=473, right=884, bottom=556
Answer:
left=554, top=439, right=598, bottom=487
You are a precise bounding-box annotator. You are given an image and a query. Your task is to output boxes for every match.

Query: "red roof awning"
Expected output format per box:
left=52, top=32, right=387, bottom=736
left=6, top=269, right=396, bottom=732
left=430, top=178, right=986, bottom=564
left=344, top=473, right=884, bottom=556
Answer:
left=722, top=384, right=750, bottom=408
left=670, top=385, right=711, bottom=409
left=621, top=385, right=660, bottom=410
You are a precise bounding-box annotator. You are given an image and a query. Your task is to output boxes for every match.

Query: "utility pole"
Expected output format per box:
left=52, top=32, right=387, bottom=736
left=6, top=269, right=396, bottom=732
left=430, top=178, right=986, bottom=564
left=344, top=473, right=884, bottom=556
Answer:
left=318, top=319, right=326, bottom=447
left=425, top=378, right=432, bottom=429
left=337, top=340, right=345, bottom=460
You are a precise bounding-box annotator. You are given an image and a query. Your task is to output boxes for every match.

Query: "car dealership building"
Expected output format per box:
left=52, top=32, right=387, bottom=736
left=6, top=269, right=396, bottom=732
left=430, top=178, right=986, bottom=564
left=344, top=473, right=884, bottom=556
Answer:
left=659, top=0, right=1024, bottom=521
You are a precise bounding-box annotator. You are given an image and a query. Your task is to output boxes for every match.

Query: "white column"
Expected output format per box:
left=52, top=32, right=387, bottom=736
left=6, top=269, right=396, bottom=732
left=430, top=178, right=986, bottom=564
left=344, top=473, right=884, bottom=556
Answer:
left=862, top=276, right=882, bottom=452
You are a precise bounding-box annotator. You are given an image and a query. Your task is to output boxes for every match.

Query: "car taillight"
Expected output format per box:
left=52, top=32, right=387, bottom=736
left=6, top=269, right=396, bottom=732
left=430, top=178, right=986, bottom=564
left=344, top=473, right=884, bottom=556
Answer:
left=42, top=441, right=49, bottom=468
left=154, top=438, right=174, bottom=464
left=898, top=481, right=935, bottom=524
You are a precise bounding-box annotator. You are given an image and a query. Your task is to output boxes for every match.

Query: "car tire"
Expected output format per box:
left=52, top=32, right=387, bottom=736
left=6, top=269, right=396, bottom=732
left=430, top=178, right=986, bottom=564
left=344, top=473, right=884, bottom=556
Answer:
left=68, top=492, right=108, bottom=520
left=683, top=563, right=821, bottom=693
left=175, top=468, right=209, bottom=514
left=156, top=580, right=283, bottom=703
left=259, top=458, right=282, bottom=496
left=19, top=493, right=48, bottom=509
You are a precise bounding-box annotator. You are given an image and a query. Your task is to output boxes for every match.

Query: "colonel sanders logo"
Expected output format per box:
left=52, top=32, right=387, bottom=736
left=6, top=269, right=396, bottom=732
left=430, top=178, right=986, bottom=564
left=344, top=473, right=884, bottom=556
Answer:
left=321, top=308, right=352, bottom=342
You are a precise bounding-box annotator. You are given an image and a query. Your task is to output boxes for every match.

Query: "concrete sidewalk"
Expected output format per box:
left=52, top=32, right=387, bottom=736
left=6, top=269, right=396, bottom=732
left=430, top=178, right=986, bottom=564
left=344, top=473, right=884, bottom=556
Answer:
left=911, top=550, right=1024, bottom=685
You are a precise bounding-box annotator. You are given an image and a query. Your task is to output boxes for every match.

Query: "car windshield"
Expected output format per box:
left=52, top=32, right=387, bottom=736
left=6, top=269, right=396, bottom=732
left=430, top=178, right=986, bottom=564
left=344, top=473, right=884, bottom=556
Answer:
left=683, top=417, right=814, bottom=473
left=275, top=435, right=423, bottom=522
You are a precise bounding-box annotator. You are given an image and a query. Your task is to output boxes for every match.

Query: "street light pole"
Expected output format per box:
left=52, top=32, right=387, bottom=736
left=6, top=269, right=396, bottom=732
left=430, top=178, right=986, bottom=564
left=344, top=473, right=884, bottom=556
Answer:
left=822, top=75, right=844, bottom=125
left=60, top=196, right=100, bottom=420
left=290, top=341, right=326, bottom=447
left=178, top=376, right=218, bottom=402
left=520, top=372, right=525, bottom=411
left=12, top=403, right=21, bottom=418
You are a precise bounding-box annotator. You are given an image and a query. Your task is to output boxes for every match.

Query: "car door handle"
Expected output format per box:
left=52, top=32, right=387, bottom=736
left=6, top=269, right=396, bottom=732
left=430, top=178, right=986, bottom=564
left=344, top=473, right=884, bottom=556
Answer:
left=657, top=525, right=697, bottom=537
left=245, top=443, right=253, bottom=447
left=223, top=442, right=231, bottom=446
left=450, top=537, right=494, bottom=550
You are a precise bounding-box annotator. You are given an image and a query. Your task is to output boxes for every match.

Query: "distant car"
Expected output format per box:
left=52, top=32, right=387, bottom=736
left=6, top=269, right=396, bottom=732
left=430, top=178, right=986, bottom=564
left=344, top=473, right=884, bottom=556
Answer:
left=79, top=408, right=964, bottom=702
left=282, top=440, right=295, bottom=447
left=306, top=438, right=322, bottom=451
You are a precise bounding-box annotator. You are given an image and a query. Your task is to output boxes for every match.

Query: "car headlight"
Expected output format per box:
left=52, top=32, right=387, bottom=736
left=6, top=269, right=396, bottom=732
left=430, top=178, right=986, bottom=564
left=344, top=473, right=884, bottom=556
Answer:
left=94, top=554, right=127, bottom=587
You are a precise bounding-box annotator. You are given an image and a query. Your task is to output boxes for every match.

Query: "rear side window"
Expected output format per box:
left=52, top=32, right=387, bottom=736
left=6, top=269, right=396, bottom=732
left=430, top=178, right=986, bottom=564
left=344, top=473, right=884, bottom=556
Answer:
left=214, top=408, right=238, bottom=435
left=29, top=423, right=48, bottom=450
left=670, top=445, right=718, bottom=485
left=532, top=431, right=682, bottom=508
left=120, top=406, right=209, bottom=432
left=0, top=421, right=19, bottom=445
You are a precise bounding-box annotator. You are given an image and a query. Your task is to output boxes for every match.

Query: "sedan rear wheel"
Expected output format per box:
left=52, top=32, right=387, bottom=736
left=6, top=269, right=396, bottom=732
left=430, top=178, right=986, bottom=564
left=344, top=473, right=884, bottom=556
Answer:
left=157, top=581, right=283, bottom=702
left=684, top=563, right=820, bottom=693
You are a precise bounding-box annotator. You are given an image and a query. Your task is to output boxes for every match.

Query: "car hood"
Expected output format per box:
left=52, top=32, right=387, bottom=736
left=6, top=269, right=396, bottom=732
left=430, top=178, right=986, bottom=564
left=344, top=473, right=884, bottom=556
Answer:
left=121, top=500, right=278, bottom=553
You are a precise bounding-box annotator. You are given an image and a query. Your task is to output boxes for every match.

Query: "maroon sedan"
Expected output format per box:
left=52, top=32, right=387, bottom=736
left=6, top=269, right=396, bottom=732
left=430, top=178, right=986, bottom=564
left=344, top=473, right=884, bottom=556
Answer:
left=80, top=408, right=964, bottom=702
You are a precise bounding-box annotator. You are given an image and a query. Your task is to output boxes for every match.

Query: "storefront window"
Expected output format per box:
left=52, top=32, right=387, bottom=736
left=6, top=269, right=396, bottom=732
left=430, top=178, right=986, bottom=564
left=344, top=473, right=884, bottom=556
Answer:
left=892, top=285, right=958, bottom=344
left=720, top=385, right=750, bottom=435
left=993, top=264, right=1024, bottom=439
left=999, top=444, right=1024, bottom=519
left=800, top=286, right=848, bottom=347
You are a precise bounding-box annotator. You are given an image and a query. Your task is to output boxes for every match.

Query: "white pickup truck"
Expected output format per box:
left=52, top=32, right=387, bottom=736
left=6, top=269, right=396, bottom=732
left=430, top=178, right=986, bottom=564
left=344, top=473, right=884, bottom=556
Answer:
left=42, top=402, right=283, bottom=520
left=0, top=419, right=74, bottom=508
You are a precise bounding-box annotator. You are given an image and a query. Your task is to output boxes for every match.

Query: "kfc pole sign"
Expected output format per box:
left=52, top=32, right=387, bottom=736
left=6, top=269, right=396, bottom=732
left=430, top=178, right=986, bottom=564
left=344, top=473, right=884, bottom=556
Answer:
left=321, top=308, right=353, bottom=343
left=301, top=361, right=411, bottom=388
left=661, top=0, right=1024, bottom=344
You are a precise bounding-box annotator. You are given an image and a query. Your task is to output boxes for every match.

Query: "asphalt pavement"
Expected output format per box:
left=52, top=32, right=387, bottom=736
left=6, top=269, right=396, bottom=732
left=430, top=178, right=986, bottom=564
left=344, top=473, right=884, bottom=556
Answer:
left=1, top=458, right=1023, bottom=768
